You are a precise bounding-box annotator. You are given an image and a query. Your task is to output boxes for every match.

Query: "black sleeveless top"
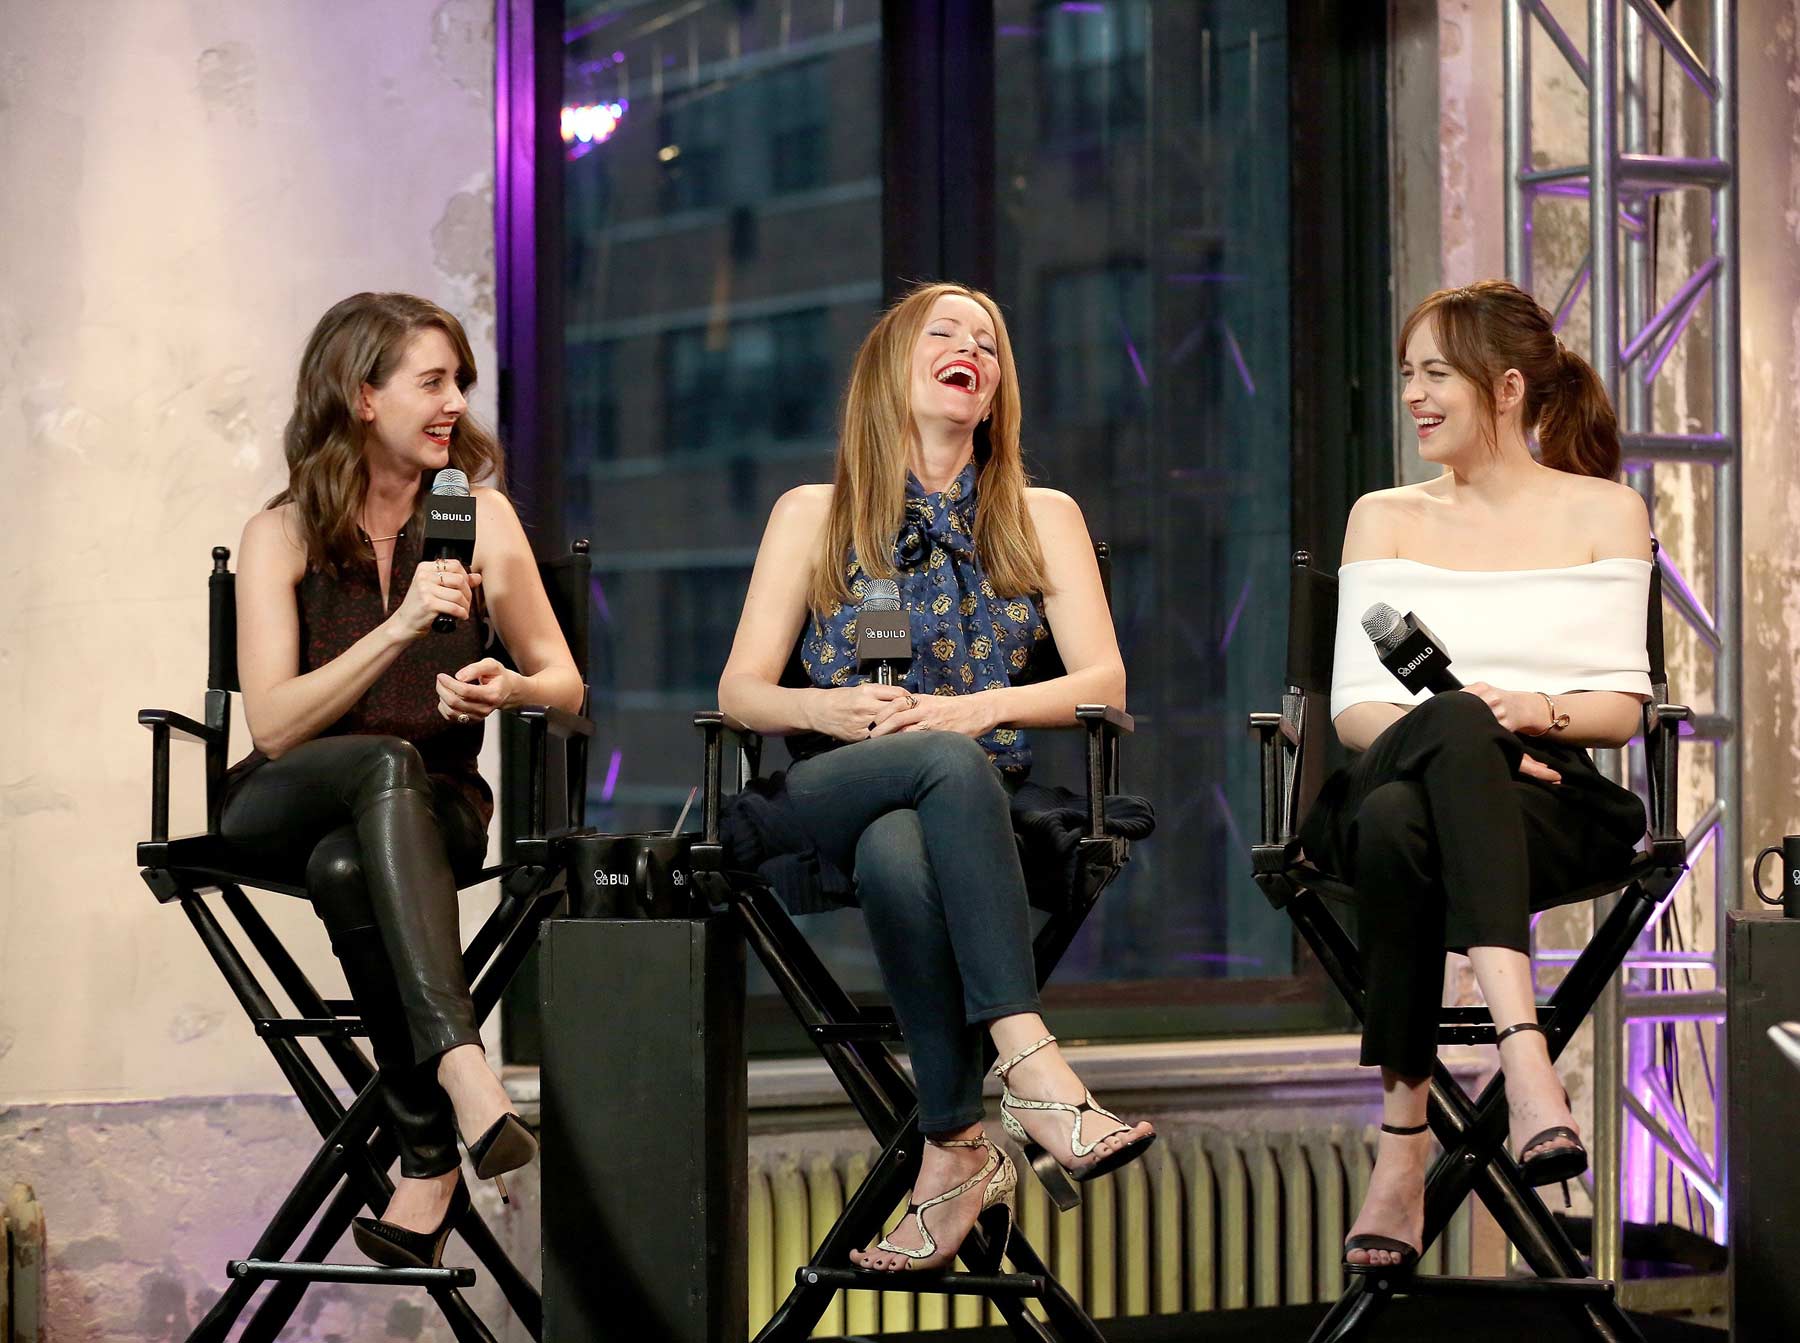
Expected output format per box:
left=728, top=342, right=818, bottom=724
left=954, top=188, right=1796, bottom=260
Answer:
left=226, top=524, right=493, bottom=822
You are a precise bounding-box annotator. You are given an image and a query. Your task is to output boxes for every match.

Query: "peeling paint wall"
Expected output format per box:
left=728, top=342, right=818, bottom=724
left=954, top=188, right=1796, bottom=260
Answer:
left=1, top=1099, right=537, bottom=1343
left=0, top=0, right=497, bottom=1107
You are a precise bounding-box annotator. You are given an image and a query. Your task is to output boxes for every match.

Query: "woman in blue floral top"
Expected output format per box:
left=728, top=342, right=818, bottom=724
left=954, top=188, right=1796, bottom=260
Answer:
left=719, top=283, right=1154, bottom=1272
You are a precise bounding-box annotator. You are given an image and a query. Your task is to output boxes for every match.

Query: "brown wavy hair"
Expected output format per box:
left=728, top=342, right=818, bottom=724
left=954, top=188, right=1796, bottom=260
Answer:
left=269, top=293, right=505, bottom=574
left=1400, top=280, right=1621, bottom=479
left=809, top=283, right=1046, bottom=611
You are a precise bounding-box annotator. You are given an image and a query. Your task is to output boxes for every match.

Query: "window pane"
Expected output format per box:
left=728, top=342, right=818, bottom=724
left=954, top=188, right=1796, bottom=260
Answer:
left=561, top=1, right=882, bottom=830
left=998, top=1, right=1306, bottom=1016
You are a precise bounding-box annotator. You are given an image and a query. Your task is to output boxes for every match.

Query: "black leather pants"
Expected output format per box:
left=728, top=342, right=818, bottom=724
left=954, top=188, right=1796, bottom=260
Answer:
left=221, top=735, right=489, bottom=1178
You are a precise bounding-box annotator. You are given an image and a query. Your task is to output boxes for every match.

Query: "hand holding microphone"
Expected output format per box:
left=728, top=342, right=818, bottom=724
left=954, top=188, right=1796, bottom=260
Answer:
left=1362, top=601, right=1561, bottom=783
left=391, top=557, right=480, bottom=638
left=424, top=468, right=477, bottom=634
left=811, top=579, right=915, bottom=740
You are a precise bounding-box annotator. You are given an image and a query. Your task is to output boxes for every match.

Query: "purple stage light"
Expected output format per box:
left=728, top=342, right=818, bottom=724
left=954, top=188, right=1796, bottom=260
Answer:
left=1222, top=324, right=1256, bottom=396
left=1176, top=951, right=1267, bottom=968
left=600, top=748, right=622, bottom=803
left=1219, top=575, right=1251, bottom=652
left=1118, top=316, right=1149, bottom=390
left=564, top=13, right=621, bottom=44
left=588, top=575, right=611, bottom=622
left=1211, top=783, right=1248, bottom=857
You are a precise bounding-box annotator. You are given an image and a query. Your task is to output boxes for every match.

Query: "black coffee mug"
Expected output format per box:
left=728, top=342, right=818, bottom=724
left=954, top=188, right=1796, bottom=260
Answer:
left=568, top=832, right=696, bottom=919
left=1752, top=836, right=1800, bottom=918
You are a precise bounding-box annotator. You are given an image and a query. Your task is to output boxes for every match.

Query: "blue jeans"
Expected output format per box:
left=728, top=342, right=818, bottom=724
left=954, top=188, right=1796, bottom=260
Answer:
left=784, top=731, right=1042, bottom=1132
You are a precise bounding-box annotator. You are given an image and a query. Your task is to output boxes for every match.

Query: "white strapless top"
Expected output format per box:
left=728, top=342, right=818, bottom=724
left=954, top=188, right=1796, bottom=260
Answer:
left=1329, top=557, right=1653, bottom=720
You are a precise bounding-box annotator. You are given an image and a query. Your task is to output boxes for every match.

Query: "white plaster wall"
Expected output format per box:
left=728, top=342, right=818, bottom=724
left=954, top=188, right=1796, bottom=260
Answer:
left=0, top=0, right=499, bottom=1106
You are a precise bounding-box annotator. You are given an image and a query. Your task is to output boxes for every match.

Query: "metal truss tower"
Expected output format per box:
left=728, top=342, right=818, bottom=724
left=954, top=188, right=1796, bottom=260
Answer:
left=1501, top=0, right=1740, bottom=1290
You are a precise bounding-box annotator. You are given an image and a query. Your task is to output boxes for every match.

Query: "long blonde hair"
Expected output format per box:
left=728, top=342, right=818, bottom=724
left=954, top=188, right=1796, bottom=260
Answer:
left=809, top=283, right=1046, bottom=611
left=269, top=292, right=506, bottom=575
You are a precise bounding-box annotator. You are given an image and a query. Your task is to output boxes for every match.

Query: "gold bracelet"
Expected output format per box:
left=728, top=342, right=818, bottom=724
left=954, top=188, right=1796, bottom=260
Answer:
left=1537, top=691, right=1571, bottom=733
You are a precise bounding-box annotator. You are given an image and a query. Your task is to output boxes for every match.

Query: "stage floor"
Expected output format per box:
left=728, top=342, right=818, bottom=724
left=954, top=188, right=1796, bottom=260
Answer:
left=822, top=1301, right=1725, bottom=1342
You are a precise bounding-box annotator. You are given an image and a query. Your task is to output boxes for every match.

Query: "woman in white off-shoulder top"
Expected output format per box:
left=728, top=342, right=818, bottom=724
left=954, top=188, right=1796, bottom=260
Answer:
left=1305, top=281, right=1654, bottom=1272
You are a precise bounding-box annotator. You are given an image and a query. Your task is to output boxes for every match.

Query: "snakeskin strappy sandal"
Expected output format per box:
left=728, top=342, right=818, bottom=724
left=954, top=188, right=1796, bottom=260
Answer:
left=994, top=1034, right=1157, bottom=1211
left=857, top=1134, right=1017, bottom=1272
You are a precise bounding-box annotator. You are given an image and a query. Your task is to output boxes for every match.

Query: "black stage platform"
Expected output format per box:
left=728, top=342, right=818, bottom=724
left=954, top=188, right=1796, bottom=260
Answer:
left=820, top=1300, right=1724, bottom=1342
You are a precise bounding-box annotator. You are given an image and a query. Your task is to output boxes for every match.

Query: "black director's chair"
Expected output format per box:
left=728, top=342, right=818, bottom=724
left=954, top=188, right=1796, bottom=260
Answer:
left=1249, top=548, right=1689, bottom=1343
left=693, top=542, right=1138, bottom=1343
left=136, top=542, right=594, bottom=1343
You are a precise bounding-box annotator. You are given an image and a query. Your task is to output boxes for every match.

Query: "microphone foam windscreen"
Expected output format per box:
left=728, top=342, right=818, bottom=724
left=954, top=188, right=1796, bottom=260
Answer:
left=431, top=467, right=471, bottom=497
left=862, top=578, right=902, bottom=611
left=1360, top=602, right=1406, bottom=654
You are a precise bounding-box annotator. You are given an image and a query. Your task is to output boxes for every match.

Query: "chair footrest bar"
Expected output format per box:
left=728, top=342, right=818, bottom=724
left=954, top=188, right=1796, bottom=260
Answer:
left=1372, top=1272, right=1614, bottom=1299
left=796, top=1266, right=1045, bottom=1297
left=229, top=1259, right=477, bottom=1288
left=254, top=1018, right=368, bottom=1038
left=807, top=1020, right=903, bottom=1042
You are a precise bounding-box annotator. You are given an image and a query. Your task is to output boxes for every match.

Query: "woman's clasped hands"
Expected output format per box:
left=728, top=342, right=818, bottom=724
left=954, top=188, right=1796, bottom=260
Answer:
left=811, top=682, right=998, bottom=741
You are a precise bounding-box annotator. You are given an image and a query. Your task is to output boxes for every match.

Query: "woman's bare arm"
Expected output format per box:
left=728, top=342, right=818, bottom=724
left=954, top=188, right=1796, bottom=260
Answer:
left=717, top=487, right=836, bottom=734
left=1331, top=493, right=1409, bottom=751
left=977, top=489, right=1126, bottom=727
left=463, top=489, right=583, bottom=713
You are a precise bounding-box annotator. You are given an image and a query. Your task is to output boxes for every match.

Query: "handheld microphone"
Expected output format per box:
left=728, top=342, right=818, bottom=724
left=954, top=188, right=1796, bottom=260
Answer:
left=423, top=468, right=475, bottom=634
left=854, top=578, right=912, bottom=686
left=1362, top=601, right=1463, bottom=695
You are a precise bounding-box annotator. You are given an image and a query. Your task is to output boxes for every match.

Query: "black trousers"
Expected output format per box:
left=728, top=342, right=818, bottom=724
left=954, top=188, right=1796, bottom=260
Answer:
left=1300, top=693, right=1646, bottom=1077
left=221, top=735, right=488, bottom=1178
left=784, top=732, right=1042, bottom=1134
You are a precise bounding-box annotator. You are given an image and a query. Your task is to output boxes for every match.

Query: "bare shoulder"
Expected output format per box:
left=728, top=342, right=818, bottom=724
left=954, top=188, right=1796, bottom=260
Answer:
left=769, top=482, right=834, bottom=532
left=473, top=484, right=521, bottom=522
left=240, top=503, right=306, bottom=577
left=1024, top=485, right=1085, bottom=526
left=1566, top=475, right=1652, bottom=560
left=1342, top=483, right=1431, bottom=561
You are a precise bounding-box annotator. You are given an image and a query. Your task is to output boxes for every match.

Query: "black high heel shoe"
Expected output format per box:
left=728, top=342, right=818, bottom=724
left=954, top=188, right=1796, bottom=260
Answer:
left=1496, top=1021, right=1589, bottom=1192
left=467, top=1112, right=537, bottom=1202
left=1342, top=1121, right=1428, bottom=1274
left=354, top=1176, right=470, bottom=1269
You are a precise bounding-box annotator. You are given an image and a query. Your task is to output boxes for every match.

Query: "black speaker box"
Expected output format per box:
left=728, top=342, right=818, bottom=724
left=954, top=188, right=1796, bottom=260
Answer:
left=540, top=916, right=747, bottom=1343
left=1726, top=908, right=1800, bottom=1337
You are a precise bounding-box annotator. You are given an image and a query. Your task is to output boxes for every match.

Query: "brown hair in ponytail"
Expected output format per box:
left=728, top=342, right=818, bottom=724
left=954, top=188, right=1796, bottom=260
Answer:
left=1398, top=280, right=1621, bottom=479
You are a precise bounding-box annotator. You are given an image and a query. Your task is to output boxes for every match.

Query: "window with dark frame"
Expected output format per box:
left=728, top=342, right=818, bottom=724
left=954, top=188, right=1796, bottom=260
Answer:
left=506, top=0, right=1390, bottom=1060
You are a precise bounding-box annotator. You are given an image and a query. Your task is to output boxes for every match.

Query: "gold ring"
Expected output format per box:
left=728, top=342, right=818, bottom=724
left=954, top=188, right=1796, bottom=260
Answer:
left=903, top=693, right=917, bottom=709
left=457, top=711, right=472, bottom=723
left=435, top=557, right=446, bottom=573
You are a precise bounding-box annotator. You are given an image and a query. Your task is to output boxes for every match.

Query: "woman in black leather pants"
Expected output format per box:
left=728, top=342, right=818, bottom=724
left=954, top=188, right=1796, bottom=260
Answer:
left=223, top=293, right=583, bottom=1266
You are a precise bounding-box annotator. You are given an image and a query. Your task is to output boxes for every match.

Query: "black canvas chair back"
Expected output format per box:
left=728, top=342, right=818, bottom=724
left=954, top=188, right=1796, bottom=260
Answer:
left=692, top=541, right=1134, bottom=1342
left=1250, top=544, right=1689, bottom=1343
left=137, top=541, right=595, bottom=1343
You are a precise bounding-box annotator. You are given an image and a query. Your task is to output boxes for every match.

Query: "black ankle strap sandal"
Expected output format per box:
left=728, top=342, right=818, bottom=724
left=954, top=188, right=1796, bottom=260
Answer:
left=1495, top=1021, right=1589, bottom=1195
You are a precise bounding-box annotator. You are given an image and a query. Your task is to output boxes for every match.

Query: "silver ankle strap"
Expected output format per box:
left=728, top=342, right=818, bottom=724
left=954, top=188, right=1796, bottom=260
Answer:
left=992, top=1033, right=1056, bottom=1080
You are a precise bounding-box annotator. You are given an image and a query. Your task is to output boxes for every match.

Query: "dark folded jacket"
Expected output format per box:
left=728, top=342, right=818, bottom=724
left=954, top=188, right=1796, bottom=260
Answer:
left=718, top=772, right=1155, bottom=916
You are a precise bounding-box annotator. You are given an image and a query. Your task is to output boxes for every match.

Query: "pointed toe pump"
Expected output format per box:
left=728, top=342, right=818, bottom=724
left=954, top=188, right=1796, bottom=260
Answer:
left=354, top=1176, right=471, bottom=1270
